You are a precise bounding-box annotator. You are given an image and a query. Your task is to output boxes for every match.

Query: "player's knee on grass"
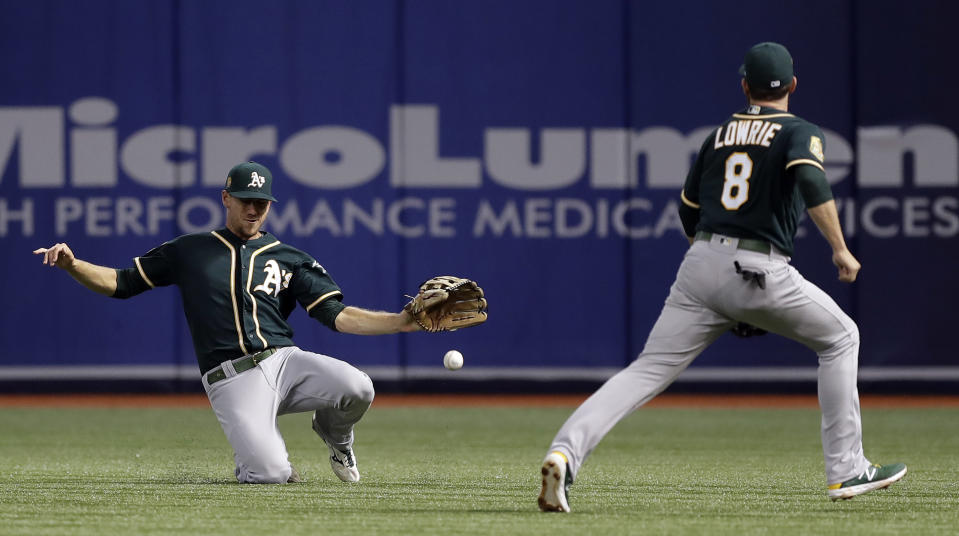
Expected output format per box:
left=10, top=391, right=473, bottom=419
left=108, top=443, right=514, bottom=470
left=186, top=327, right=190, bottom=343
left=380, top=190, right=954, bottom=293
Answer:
left=235, top=447, right=293, bottom=484
left=236, top=457, right=293, bottom=484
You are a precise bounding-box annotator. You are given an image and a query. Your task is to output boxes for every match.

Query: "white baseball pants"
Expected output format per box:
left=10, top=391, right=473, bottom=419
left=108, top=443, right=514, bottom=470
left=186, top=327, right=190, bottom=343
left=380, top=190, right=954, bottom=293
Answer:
left=549, top=234, right=870, bottom=485
left=203, top=346, right=374, bottom=483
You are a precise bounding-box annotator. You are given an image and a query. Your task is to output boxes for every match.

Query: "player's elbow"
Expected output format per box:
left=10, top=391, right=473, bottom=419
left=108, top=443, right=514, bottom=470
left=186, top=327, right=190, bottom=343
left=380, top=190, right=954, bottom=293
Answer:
left=109, top=288, right=132, bottom=299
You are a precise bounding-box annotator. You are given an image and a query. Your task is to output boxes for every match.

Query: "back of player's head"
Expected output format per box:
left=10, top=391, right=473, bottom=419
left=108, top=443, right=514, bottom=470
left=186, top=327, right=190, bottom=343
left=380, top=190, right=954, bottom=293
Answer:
left=740, top=42, right=793, bottom=89
left=740, top=42, right=794, bottom=101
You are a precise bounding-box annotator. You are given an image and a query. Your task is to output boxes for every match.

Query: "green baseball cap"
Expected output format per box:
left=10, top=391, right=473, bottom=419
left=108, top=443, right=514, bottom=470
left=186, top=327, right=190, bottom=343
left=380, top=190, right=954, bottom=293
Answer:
left=225, top=161, right=277, bottom=201
left=739, top=42, right=794, bottom=90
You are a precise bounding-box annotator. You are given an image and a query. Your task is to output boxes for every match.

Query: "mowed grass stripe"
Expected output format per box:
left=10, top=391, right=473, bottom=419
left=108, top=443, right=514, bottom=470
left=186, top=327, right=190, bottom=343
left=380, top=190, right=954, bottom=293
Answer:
left=0, top=406, right=956, bottom=535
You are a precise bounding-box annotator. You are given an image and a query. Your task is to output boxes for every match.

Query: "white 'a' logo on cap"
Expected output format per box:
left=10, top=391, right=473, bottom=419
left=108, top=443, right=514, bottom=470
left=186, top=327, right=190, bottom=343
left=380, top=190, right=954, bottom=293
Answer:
left=248, top=172, right=266, bottom=188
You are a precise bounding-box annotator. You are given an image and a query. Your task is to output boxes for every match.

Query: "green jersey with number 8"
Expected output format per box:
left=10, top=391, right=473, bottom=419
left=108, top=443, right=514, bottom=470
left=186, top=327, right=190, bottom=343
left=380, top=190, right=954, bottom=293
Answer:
left=681, top=104, right=828, bottom=255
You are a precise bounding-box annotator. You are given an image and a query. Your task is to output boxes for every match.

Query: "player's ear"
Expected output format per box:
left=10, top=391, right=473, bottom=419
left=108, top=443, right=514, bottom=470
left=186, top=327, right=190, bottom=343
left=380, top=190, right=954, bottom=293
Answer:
left=788, top=76, right=798, bottom=94
left=741, top=79, right=749, bottom=96
left=221, top=190, right=230, bottom=207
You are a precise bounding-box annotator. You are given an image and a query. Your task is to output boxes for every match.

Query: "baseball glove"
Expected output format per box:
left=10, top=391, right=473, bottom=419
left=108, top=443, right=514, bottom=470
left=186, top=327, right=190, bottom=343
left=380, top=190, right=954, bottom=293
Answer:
left=404, top=276, right=488, bottom=332
left=730, top=322, right=767, bottom=338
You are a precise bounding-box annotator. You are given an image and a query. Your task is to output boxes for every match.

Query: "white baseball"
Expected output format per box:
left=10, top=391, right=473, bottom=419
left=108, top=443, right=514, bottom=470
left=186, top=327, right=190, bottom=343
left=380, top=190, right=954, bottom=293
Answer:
left=443, top=350, right=464, bottom=371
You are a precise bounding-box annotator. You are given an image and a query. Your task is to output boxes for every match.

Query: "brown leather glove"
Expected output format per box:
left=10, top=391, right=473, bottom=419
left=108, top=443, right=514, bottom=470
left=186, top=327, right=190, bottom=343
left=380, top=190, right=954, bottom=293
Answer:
left=404, top=276, right=488, bottom=332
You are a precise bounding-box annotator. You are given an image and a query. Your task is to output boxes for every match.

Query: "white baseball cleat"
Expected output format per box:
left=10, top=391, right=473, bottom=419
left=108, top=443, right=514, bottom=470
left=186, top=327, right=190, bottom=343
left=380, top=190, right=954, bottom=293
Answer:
left=312, top=412, right=360, bottom=482
left=538, top=451, right=571, bottom=512
left=327, top=444, right=360, bottom=483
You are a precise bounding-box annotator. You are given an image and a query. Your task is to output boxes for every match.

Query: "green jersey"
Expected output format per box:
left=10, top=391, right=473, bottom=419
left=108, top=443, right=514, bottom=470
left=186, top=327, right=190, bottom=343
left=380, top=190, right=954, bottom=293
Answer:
left=682, top=105, right=829, bottom=255
left=113, top=228, right=346, bottom=374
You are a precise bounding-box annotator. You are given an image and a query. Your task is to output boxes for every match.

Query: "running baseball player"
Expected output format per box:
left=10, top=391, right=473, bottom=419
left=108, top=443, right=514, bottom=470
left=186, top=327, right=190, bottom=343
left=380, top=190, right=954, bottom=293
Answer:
left=538, top=42, right=906, bottom=512
left=34, top=161, right=487, bottom=484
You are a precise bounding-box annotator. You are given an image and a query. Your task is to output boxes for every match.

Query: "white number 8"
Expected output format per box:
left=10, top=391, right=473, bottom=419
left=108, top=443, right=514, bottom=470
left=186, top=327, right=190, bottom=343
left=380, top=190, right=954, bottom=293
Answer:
left=721, top=152, right=753, bottom=210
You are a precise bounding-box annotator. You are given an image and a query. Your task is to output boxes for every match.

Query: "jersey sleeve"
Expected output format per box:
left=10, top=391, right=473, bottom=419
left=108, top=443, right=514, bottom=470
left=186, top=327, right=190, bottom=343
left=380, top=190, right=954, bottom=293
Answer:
left=793, top=164, right=834, bottom=208
left=290, top=257, right=346, bottom=329
left=678, top=135, right=710, bottom=235
left=681, top=134, right=710, bottom=209
left=112, top=240, right=179, bottom=299
left=785, top=123, right=827, bottom=173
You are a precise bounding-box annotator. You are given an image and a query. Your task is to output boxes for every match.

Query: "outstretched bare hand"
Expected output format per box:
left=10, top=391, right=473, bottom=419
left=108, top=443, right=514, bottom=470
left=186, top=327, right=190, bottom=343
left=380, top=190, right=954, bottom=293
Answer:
left=33, top=243, right=77, bottom=270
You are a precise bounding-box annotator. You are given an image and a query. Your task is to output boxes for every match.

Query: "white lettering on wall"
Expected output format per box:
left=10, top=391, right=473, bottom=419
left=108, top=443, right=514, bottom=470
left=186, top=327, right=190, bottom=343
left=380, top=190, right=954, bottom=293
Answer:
left=281, top=126, right=384, bottom=189
left=0, top=98, right=957, bottom=192
left=0, top=107, right=64, bottom=187
left=485, top=128, right=585, bottom=190
left=7, top=194, right=951, bottom=239
left=69, top=97, right=118, bottom=187
left=120, top=126, right=196, bottom=188
left=858, top=126, right=958, bottom=187
left=822, top=128, right=853, bottom=185
left=389, top=105, right=480, bottom=188
left=201, top=127, right=277, bottom=187
left=589, top=126, right=715, bottom=189
left=0, top=198, right=34, bottom=236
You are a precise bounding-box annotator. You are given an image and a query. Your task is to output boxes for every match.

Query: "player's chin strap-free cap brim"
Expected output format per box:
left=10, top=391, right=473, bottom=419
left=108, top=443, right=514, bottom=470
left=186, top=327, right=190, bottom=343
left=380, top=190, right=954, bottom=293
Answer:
left=228, top=191, right=278, bottom=202
left=225, top=161, right=278, bottom=201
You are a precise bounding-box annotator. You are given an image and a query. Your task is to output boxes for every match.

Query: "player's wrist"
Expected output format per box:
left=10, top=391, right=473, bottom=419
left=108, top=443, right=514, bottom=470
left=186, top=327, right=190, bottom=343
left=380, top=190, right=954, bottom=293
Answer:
left=62, top=257, right=81, bottom=272
left=400, top=311, right=425, bottom=332
left=832, top=247, right=853, bottom=259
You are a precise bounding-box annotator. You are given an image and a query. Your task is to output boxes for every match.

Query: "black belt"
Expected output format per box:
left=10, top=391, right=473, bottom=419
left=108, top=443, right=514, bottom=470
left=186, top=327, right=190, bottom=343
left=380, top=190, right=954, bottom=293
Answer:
left=695, top=231, right=771, bottom=254
left=206, top=347, right=278, bottom=385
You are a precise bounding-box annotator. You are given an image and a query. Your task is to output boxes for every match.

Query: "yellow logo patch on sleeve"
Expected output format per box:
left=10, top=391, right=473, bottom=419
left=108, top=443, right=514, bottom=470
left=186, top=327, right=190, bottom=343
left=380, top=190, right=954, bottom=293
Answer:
left=809, top=136, right=825, bottom=162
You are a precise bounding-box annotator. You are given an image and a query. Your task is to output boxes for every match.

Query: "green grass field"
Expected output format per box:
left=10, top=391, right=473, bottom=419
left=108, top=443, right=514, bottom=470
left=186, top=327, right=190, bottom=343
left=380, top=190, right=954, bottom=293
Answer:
left=0, top=402, right=956, bottom=535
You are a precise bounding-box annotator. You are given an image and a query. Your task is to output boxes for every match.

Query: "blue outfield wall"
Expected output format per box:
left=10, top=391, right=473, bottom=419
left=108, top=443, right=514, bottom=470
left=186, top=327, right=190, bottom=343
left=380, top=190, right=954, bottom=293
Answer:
left=0, top=1, right=957, bottom=390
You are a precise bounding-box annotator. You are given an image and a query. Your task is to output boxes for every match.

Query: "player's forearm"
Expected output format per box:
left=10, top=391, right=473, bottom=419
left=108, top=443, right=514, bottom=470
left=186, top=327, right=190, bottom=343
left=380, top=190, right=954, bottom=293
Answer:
left=64, top=259, right=118, bottom=296
left=334, top=306, right=420, bottom=335
left=806, top=200, right=849, bottom=253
